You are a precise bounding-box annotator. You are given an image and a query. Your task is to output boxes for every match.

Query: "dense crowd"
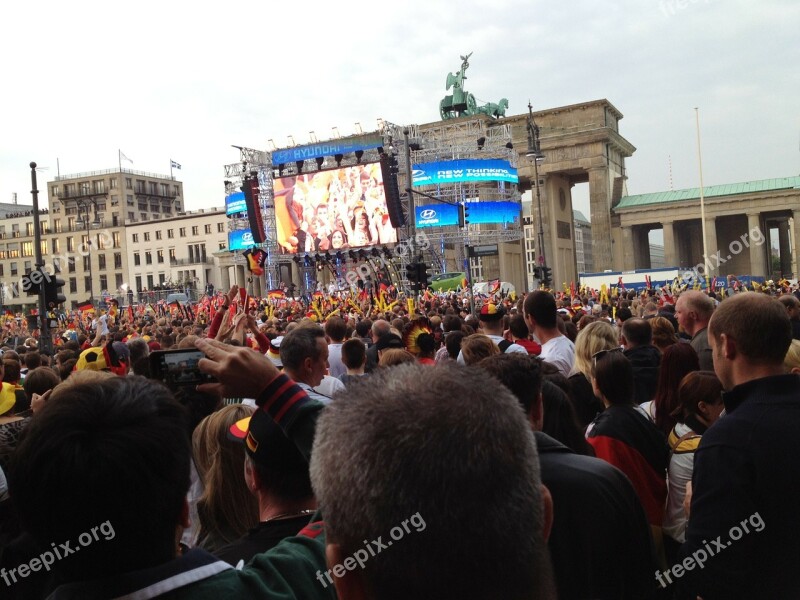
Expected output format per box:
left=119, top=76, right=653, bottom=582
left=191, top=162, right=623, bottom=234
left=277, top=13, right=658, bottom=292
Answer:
left=0, top=280, right=799, bottom=599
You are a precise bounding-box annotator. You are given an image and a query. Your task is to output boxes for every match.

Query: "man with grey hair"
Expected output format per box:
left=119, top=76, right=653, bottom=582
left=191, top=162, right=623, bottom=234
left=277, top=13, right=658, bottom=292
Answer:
left=310, top=363, right=556, bottom=599
left=365, top=319, right=391, bottom=372
left=674, top=290, right=714, bottom=370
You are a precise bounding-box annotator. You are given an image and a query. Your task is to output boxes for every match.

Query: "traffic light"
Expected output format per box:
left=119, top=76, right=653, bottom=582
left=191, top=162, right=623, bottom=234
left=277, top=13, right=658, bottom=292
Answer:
left=44, top=274, right=67, bottom=306
left=406, top=263, right=419, bottom=284
left=458, top=203, right=470, bottom=228
left=533, top=266, right=542, bottom=280
left=24, top=268, right=44, bottom=296
left=418, top=263, right=430, bottom=289
left=541, top=266, right=552, bottom=287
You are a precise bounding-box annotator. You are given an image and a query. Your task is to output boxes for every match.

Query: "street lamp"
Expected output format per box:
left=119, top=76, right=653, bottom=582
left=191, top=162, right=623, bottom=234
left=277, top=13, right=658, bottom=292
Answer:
left=75, top=199, right=100, bottom=305
left=526, top=101, right=547, bottom=280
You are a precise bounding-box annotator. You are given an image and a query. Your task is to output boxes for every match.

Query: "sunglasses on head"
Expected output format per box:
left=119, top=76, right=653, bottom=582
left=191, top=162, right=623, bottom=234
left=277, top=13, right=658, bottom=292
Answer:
left=592, top=346, right=623, bottom=366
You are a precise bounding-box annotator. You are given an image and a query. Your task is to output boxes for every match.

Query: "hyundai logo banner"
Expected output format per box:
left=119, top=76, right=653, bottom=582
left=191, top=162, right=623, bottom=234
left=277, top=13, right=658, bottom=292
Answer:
left=228, top=229, right=255, bottom=251
left=411, top=159, right=519, bottom=186
left=271, top=133, right=383, bottom=164
left=414, top=202, right=521, bottom=228
left=225, top=191, right=248, bottom=216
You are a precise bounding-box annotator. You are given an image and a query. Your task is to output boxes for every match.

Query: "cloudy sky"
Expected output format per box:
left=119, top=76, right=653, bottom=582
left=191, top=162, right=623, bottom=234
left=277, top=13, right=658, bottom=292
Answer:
left=1, top=0, right=797, bottom=219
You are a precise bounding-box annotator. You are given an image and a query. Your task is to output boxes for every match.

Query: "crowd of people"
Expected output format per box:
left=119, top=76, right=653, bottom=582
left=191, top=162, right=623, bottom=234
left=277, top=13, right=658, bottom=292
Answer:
left=0, top=279, right=799, bottom=599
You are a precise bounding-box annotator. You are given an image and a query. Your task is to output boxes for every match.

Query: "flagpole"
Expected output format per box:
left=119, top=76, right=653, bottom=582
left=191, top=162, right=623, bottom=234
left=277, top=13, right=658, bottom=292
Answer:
left=118, top=149, right=122, bottom=172
left=695, top=108, right=708, bottom=280
left=170, top=159, right=173, bottom=180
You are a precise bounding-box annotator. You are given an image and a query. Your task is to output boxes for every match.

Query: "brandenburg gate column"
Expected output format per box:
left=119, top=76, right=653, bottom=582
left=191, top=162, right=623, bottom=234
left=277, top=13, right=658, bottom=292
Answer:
left=793, top=210, right=800, bottom=278
left=621, top=226, right=635, bottom=271
left=220, top=265, right=231, bottom=290
left=704, top=216, right=718, bottom=266
left=662, top=221, right=677, bottom=267
left=748, top=212, right=766, bottom=277
left=588, top=167, right=614, bottom=271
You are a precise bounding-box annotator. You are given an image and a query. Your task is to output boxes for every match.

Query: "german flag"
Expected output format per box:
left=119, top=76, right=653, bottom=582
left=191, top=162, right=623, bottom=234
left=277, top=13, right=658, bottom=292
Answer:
left=268, top=289, right=286, bottom=300
left=77, top=300, right=93, bottom=313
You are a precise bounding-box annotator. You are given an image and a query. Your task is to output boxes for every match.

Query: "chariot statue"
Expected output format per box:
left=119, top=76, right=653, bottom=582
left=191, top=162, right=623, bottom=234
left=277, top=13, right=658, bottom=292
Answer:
left=439, top=53, right=509, bottom=121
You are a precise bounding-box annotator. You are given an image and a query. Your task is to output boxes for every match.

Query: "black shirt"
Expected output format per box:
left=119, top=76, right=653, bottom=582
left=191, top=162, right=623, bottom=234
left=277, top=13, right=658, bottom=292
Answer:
left=214, top=515, right=312, bottom=566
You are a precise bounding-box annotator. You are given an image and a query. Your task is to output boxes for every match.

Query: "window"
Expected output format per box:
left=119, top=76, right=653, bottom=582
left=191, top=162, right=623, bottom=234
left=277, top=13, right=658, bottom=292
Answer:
left=156, top=230, right=162, bottom=240
left=51, top=238, right=60, bottom=254
left=112, top=215, right=119, bottom=227
left=67, top=236, right=75, bottom=252
left=114, top=252, right=122, bottom=269
left=132, top=233, right=139, bottom=243
left=69, top=277, right=77, bottom=293
left=98, top=254, right=106, bottom=270
left=100, top=275, right=108, bottom=291
left=136, top=180, right=146, bottom=193
left=134, top=253, right=141, bottom=266
left=126, top=178, right=132, bottom=189
left=168, top=229, right=174, bottom=239
left=80, top=182, right=91, bottom=195
left=84, top=277, right=91, bottom=292
left=68, top=259, right=76, bottom=273
left=26, top=223, right=34, bottom=236
left=219, top=242, right=226, bottom=251
left=150, top=182, right=158, bottom=195
left=157, top=250, right=164, bottom=264
left=22, top=242, right=33, bottom=257
left=24, top=261, right=32, bottom=272
left=144, top=232, right=150, bottom=242
left=161, top=183, right=169, bottom=196
left=51, top=185, right=59, bottom=197
left=135, top=276, right=142, bottom=291
left=54, top=219, right=61, bottom=233
left=169, top=248, right=176, bottom=261
left=217, top=223, right=225, bottom=233
left=204, top=224, right=212, bottom=234
left=192, top=226, right=199, bottom=236
left=128, top=212, right=135, bottom=221
left=40, top=241, right=47, bottom=257
left=115, top=274, right=123, bottom=289
left=141, top=213, right=148, bottom=221
left=110, top=179, right=118, bottom=190
left=113, top=232, right=121, bottom=248
left=96, top=234, right=107, bottom=250
left=10, top=263, right=17, bottom=276
left=83, top=256, right=91, bottom=272
left=179, top=228, right=186, bottom=237
left=174, top=185, right=180, bottom=196
left=127, top=195, right=134, bottom=205
left=145, top=252, right=152, bottom=265
left=68, top=217, right=77, bottom=232
left=158, top=273, right=166, bottom=285
left=94, top=180, right=105, bottom=194
left=138, top=202, right=147, bottom=211
left=147, top=275, right=154, bottom=289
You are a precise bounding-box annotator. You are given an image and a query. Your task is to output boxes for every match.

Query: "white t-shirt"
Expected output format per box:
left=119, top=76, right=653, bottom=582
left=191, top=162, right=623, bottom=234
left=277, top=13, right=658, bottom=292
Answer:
left=539, top=335, right=575, bottom=377
left=327, top=343, right=345, bottom=378
left=313, top=376, right=345, bottom=401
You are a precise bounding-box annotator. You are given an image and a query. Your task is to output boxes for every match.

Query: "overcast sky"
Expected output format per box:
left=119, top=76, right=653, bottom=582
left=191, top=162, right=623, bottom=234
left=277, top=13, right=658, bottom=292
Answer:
left=2, top=0, right=797, bottom=221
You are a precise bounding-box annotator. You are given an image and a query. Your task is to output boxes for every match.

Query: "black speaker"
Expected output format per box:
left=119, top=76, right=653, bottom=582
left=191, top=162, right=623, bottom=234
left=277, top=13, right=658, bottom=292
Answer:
left=379, top=153, right=406, bottom=229
left=242, top=176, right=266, bottom=244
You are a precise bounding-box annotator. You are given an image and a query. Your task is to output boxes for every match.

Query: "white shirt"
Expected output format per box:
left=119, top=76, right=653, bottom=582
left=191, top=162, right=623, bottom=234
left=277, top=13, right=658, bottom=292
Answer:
left=327, top=343, right=345, bottom=378
left=539, top=335, right=575, bottom=377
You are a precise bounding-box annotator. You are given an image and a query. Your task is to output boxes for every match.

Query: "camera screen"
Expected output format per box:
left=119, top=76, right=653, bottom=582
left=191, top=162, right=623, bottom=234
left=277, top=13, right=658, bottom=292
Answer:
left=154, top=350, right=209, bottom=387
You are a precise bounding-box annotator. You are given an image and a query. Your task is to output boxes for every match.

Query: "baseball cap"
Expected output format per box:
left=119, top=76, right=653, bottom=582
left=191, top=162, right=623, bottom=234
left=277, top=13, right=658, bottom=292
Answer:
left=228, top=410, right=307, bottom=470
left=375, top=333, right=403, bottom=351
left=478, top=303, right=505, bottom=322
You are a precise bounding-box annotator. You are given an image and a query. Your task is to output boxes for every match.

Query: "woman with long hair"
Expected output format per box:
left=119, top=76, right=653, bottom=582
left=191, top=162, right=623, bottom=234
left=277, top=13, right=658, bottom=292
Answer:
left=643, top=343, right=700, bottom=436
left=192, top=404, right=259, bottom=553
left=663, top=371, right=724, bottom=562
left=568, top=321, right=618, bottom=429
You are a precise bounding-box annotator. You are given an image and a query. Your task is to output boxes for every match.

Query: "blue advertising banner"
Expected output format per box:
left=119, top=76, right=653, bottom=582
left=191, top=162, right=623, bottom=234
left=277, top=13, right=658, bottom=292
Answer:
left=228, top=229, right=255, bottom=251
left=271, top=133, right=384, bottom=164
left=226, top=191, right=247, bottom=216
left=412, top=159, right=519, bottom=186
left=415, top=201, right=521, bottom=228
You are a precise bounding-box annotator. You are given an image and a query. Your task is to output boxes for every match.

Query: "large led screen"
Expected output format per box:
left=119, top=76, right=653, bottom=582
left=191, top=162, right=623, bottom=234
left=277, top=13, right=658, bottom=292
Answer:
left=226, top=191, right=247, bottom=216
left=412, top=159, right=519, bottom=186
left=228, top=229, right=255, bottom=251
left=415, top=201, right=521, bottom=228
left=274, top=162, right=398, bottom=254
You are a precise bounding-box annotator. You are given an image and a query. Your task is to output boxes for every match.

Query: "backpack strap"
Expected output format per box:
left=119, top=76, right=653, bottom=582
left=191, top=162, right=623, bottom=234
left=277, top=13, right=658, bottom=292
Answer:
left=497, top=339, right=513, bottom=353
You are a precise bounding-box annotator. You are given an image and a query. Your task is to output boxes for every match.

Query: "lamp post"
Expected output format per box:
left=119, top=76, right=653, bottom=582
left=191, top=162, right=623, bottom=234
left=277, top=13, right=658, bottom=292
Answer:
left=75, top=198, right=100, bottom=306
left=526, top=102, right=547, bottom=281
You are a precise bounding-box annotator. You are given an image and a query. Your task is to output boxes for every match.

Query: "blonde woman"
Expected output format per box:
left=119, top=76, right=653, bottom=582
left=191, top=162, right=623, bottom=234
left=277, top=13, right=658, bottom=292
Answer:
left=568, top=321, right=619, bottom=429
left=784, top=339, right=800, bottom=373
left=192, top=404, right=259, bottom=553
left=650, top=316, right=679, bottom=354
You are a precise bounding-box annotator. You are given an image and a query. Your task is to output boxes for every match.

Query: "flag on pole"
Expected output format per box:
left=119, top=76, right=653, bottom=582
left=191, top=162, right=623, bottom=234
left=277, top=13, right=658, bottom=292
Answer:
left=170, top=160, right=181, bottom=170
left=119, top=150, right=133, bottom=165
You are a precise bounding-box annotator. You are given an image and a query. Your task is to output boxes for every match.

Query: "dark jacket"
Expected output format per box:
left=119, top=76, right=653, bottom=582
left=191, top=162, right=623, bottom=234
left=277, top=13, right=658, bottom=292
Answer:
left=536, top=432, right=657, bottom=600
left=566, top=372, right=604, bottom=430
left=623, top=344, right=662, bottom=405
left=679, top=374, right=800, bottom=600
